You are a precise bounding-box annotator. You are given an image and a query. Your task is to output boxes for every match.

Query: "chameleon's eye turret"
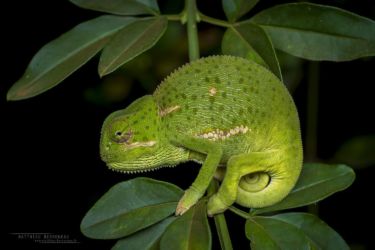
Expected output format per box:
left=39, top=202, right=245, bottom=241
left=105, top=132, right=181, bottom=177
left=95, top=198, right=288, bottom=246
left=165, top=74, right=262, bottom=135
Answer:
left=112, top=130, right=133, bottom=144
left=106, top=115, right=130, bottom=142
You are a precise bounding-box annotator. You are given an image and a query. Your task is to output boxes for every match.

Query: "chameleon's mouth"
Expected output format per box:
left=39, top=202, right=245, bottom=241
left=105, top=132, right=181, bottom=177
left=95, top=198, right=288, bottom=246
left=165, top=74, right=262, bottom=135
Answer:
left=123, top=141, right=157, bottom=149
left=100, top=140, right=157, bottom=166
left=103, top=140, right=157, bottom=152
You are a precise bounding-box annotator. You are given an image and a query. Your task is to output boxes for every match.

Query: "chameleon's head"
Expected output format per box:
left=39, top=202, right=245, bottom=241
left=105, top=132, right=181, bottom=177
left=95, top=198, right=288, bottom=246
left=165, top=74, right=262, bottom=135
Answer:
left=100, top=95, right=167, bottom=173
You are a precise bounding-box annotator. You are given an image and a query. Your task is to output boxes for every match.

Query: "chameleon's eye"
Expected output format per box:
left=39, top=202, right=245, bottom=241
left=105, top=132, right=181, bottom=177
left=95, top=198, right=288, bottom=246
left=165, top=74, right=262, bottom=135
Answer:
left=112, top=130, right=133, bottom=143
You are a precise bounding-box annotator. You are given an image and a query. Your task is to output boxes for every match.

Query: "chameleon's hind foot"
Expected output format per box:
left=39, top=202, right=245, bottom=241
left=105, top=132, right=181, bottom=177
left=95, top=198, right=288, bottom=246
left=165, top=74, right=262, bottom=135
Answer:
left=207, top=194, right=229, bottom=216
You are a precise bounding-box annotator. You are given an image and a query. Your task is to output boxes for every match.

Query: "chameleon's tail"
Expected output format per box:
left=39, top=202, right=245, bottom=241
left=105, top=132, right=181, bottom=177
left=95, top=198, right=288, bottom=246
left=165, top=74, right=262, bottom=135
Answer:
left=239, top=172, right=270, bottom=193
left=235, top=161, right=300, bottom=208
left=208, top=146, right=302, bottom=215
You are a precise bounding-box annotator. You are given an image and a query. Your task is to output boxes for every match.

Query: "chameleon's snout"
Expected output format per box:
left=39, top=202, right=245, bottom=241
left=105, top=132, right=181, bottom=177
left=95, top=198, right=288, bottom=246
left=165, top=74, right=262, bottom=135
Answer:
left=99, top=137, right=123, bottom=168
left=99, top=132, right=113, bottom=164
left=100, top=122, right=120, bottom=165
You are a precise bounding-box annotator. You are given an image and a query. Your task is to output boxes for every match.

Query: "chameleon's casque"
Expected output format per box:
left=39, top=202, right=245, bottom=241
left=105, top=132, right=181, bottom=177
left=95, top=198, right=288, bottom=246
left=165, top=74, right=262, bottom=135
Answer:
left=100, top=56, right=303, bottom=215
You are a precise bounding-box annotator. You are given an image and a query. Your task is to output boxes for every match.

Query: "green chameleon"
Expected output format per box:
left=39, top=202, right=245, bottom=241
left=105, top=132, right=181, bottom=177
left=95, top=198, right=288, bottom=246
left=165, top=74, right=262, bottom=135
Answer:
left=100, top=55, right=303, bottom=216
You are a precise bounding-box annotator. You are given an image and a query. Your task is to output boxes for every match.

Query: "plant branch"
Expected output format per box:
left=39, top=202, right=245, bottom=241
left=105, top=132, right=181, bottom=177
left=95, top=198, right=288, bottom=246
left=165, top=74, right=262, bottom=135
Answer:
left=306, top=61, right=320, bottom=162
left=185, top=0, right=200, bottom=61
left=208, top=180, right=233, bottom=250
left=306, top=61, right=320, bottom=215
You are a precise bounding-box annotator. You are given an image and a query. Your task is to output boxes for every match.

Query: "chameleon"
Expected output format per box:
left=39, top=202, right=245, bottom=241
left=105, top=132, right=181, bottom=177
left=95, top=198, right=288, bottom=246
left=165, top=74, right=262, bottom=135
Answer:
left=100, top=55, right=303, bottom=216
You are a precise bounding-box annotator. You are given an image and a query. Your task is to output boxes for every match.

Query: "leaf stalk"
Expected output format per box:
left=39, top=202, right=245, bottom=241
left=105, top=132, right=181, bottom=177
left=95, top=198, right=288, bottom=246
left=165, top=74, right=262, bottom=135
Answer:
left=228, top=206, right=251, bottom=219
left=199, top=13, right=232, bottom=28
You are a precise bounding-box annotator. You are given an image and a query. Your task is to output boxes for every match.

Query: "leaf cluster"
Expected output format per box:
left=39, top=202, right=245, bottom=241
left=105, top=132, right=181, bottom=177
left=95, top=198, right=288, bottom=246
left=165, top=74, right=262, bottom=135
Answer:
left=81, top=164, right=355, bottom=249
left=6, top=0, right=375, bottom=100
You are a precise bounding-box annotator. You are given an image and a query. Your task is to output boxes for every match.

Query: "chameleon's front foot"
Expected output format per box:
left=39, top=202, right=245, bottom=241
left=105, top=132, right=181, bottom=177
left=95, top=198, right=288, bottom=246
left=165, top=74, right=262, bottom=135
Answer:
left=176, top=188, right=202, bottom=215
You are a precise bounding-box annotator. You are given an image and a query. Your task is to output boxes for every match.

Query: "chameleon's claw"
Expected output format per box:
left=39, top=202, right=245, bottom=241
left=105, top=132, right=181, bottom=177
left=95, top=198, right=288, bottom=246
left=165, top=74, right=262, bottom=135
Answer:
left=175, top=201, right=189, bottom=216
left=175, top=189, right=202, bottom=216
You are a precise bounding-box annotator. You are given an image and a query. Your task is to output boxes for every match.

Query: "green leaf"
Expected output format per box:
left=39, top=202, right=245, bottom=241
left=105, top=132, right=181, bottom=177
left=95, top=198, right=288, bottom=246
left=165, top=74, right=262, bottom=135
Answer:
left=222, top=28, right=268, bottom=68
left=222, top=0, right=259, bottom=22
left=112, top=217, right=176, bottom=250
left=70, top=0, right=160, bottom=16
left=81, top=177, right=183, bottom=239
left=7, top=15, right=135, bottom=101
left=160, top=200, right=211, bottom=250
left=99, top=16, right=168, bottom=76
left=251, top=3, right=375, bottom=61
left=273, top=213, right=349, bottom=250
left=333, top=135, right=375, bottom=168
left=225, top=21, right=283, bottom=80
left=245, top=216, right=312, bottom=250
left=252, top=163, right=355, bottom=215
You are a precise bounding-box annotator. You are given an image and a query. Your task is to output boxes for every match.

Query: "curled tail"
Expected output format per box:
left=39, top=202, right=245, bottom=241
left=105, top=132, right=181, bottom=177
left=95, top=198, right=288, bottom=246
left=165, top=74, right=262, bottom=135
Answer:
left=207, top=149, right=302, bottom=215
left=236, top=162, right=300, bottom=208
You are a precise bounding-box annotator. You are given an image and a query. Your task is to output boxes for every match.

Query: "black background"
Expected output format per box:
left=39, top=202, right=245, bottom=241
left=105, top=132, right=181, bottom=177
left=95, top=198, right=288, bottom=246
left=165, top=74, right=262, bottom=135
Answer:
left=2, top=0, right=375, bottom=249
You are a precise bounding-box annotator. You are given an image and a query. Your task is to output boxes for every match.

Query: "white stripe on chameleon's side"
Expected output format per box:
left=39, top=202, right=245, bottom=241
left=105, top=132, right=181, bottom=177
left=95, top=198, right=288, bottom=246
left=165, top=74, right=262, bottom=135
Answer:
left=196, top=125, right=250, bottom=141
left=159, top=105, right=181, bottom=117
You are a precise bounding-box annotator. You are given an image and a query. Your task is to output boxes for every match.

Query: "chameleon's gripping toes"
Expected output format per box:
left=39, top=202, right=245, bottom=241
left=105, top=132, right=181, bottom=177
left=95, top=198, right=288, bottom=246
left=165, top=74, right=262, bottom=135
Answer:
left=100, top=56, right=303, bottom=216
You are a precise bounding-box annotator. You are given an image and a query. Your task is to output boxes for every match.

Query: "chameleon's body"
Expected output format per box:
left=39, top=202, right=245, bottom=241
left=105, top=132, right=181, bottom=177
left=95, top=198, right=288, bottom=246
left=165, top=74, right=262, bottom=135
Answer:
left=100, top=56, right=302, bottom=215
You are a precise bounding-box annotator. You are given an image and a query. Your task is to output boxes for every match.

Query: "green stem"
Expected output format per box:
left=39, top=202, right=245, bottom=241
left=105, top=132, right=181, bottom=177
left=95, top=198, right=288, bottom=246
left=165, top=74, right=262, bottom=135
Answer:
left=199, top=13, right=232, bottom=27
left=228, top=206, right=250, bottom=219
left=208, top=180, right=233, bottom=250
left=185, top=0, right=200, bottom=61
